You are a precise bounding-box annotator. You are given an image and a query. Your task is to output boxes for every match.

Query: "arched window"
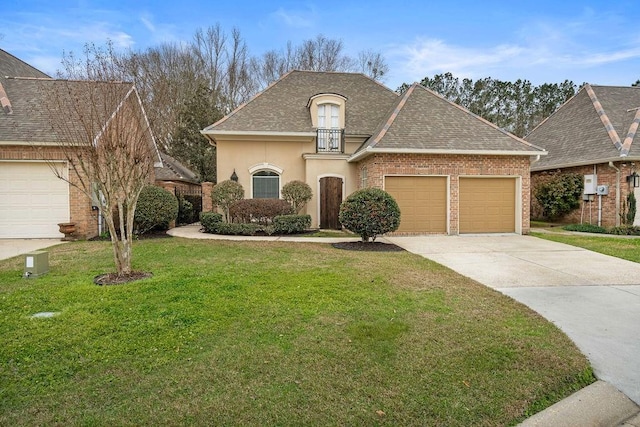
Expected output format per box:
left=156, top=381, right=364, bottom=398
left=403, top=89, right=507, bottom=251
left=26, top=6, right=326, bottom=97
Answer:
left=252, top=171, right=280, bottom=199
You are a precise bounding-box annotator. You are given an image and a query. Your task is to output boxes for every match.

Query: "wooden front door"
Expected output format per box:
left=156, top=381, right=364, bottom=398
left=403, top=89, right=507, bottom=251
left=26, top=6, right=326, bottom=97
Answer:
left=320, top=177, right=343, bottom=229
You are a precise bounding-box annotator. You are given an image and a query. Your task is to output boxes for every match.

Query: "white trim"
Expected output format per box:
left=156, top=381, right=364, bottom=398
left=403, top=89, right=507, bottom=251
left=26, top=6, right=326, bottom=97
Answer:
left=302, top=153, right=350, bottom=160
left=249, top=163, right=283, bottom=199
left=531, top=157, right=638, bottom=172
left=316, top=174, right=346, bottom=228
left=248, top=163, right=283, bottom=175
left=348, top=147, right=547, bottom=162
left=201, top=130, right=316, bottom=137
left=383, top=174, right=450, bottom=234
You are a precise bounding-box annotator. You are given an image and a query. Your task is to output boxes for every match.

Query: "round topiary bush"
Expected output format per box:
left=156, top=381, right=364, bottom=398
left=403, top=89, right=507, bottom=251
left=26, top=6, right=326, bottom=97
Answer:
left=282, top=180, right=313, bottom=213
left=338, top=188, right=401, bottom=242
left=134, top=185, right=179, bottom=234
left=212, top=180, right=244, bottom=222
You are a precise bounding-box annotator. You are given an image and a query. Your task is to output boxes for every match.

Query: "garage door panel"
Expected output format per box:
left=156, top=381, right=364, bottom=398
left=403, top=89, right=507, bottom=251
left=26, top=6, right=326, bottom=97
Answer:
left=385, top=176, right=447, bottom=233
left=460, top=178, right=515, bottom=233
left=0, top=162, right=70, bottom=238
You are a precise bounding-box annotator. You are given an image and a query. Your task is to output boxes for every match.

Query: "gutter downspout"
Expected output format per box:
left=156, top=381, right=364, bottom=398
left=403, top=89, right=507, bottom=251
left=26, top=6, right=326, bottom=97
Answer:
left=609, top=161, right=621, bottom=227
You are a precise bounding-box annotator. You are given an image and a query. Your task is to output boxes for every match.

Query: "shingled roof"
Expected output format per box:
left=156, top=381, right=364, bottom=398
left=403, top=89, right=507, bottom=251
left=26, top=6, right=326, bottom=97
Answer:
left=0, top=76, right=132, bottom=143
left=203, top=70, right=398, bottom=136
left=155, top=152, right=199, bottom=183
left=350, top=83, right=546, bottom=161
left=526, top=84, right=640, bottom=170
left=0, top=48, right=50, bottom=78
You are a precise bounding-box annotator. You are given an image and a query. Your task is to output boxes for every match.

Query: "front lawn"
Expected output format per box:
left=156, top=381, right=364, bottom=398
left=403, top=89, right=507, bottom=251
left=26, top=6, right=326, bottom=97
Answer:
left=532, top=232, right=640, bottom=263
left=0, top=238, right=593, bottom=425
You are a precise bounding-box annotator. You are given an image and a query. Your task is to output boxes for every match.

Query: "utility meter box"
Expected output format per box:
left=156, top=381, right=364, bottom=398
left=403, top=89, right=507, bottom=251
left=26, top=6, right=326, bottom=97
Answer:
left=584, top=174, right=597, bottom=194
left=596, top=185, right=609, bottom=196
left=24, top=251, right=49, bottom=278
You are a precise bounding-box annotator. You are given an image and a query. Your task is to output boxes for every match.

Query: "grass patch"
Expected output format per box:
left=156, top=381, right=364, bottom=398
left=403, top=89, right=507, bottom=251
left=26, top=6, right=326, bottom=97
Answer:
left=532, top=232, right=640, bottom=263
left=0, top=238, right=593, bottom=425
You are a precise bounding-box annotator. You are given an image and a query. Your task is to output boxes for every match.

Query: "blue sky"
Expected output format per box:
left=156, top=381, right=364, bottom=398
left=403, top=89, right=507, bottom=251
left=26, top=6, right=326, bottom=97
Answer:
left=2, top=0, right=639, bottom=90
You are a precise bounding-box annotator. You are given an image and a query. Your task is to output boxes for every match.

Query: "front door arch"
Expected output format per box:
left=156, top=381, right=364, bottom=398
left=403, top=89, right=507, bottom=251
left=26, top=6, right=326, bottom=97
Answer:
left=319, top=176, right=343, bottom=229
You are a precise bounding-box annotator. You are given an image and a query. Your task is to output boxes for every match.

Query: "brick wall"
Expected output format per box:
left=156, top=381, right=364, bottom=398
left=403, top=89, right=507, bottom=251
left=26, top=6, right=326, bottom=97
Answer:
left=531, top=162, right=633, bottom=227
left=358, top=153, right=532, bottom=234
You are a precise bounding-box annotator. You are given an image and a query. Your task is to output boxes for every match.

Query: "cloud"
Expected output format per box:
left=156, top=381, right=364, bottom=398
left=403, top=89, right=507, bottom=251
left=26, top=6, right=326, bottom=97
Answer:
left=140, top=13, right=156, bottom=32
left=389, top=9, right=640, bottom=87
left=271, top=6, right=316, bottom=28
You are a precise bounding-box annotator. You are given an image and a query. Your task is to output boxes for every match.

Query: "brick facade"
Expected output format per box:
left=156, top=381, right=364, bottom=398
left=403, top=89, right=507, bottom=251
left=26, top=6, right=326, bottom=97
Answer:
left=531, top=162, right=634, bottom=227
left=358, top=153, right=532, bottom=234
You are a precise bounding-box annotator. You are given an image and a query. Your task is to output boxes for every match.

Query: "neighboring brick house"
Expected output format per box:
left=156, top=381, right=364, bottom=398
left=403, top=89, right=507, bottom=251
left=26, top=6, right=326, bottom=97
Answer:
left=202, top=70, right=546, bottom=234
left=526, top=84, right=640, bottom=227
left=0, top=49, right=161, bottom=239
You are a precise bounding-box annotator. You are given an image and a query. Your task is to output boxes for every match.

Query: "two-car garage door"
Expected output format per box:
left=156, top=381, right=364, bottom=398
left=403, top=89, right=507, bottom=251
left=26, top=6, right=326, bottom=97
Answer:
left=385, top=176, right=516, bottom=233
left=0, top=162, right=69, bottom=238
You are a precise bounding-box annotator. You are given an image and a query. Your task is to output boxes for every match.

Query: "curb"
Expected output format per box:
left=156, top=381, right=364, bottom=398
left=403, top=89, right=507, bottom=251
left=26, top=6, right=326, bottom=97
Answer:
left=518, top=381, right=639, bottom=427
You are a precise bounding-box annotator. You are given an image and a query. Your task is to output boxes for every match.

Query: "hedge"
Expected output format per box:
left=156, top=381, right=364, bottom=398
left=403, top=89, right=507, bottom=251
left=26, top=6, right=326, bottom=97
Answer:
left=200, top=212, right=223, bottom=233
left=274, top=214, right=311, bottom=234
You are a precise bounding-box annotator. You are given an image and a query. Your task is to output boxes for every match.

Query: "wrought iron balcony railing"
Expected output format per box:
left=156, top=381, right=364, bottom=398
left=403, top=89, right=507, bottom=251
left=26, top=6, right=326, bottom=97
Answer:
left=316, top=128, right=344, bottom=153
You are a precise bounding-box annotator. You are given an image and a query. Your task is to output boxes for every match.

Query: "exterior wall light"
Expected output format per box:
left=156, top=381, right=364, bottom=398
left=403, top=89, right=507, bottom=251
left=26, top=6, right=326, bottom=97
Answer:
left=230, top=169, right=238, bottom=182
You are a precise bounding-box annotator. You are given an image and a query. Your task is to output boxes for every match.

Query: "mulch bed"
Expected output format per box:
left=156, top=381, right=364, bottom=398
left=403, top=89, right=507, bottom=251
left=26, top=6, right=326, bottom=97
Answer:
left=331, top=242, right=405, bottom=252
left=94, top=271, right=153, bottom=285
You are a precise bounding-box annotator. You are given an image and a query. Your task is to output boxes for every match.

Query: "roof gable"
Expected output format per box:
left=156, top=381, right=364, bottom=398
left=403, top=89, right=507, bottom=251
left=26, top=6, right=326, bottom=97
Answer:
left=204, top=70, right=398, bottom=136
left=526, top=84, right=640, bottom=170
left=352, top=84, right=545, bottom=159
left=0, top=49, right=50, bottom=78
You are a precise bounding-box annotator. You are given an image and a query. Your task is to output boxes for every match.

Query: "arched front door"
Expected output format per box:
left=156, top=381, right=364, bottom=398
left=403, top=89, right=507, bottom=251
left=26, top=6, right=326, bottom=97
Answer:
left=319, top=177, right=343, bottom=229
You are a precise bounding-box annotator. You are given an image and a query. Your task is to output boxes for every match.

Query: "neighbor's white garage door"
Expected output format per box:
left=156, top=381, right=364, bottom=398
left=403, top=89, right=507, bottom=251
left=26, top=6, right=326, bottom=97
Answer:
left=0, top=162, right=70, bottom=238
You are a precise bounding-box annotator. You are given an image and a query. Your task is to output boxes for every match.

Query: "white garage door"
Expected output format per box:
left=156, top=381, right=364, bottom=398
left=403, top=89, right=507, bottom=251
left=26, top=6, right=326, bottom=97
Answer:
left=0, top=162, right=70, bottom=238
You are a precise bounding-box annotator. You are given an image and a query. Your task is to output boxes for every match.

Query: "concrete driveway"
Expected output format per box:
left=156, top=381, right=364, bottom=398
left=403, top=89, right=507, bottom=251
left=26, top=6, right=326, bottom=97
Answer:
left=386, top=234, right=640, bottom=406
left=0, top=239, right=64, bottom=262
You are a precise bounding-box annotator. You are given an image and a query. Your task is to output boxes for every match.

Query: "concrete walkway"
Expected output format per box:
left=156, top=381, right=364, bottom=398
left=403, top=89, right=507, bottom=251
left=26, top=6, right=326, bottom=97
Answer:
left=0, top=239, right=65, bottom=261
left=386, top=234, right=640, bottom=426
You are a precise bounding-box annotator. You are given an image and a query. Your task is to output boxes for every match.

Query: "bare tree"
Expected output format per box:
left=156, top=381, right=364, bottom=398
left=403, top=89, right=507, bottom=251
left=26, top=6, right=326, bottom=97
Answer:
left=357, top=49, right=389, bottom=81
left=252, top=34, right=389, bottom=88
left=43, top=44, right=158, bottom=277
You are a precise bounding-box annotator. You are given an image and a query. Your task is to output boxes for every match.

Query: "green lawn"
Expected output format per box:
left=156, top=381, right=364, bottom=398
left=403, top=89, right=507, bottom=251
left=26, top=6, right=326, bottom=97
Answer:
left=0, top=238, right=593, bottom=426
left=533, top=232, right=640, bottom=263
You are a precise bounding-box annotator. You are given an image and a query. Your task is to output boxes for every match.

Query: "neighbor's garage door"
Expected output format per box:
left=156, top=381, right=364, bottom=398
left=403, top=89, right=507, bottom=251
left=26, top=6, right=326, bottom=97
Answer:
left=385, top=176, right=447, bottom=233
left=459, top=177, right=516, bottom=233
left=0, top=162, right=69, bottom=238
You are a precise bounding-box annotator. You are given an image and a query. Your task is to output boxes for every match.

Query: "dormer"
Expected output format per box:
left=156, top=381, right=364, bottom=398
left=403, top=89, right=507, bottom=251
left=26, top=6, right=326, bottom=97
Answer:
left=307, top=93, right=347, bottom=129
left=308, top=93, right=347, bottom=153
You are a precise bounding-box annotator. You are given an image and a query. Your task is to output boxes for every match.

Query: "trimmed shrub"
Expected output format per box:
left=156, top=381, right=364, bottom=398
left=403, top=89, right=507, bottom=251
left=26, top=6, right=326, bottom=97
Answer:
left=609, top=225, right=640, bottom=235
left=274, top=214, right=312, bottom=234
left=534, top=173, right=583, bottom=220
left=562, top=223, right=607, bottom=233
left=215, top=222, right=261, bottom=236
left=177, top=196, right=195, bottom=225
left=339, top=188, right=401, bottom=242
left=134, top=185, right=179, bottom=234
left=282, top=180, right=313, bottom=213
left=200, top=212, right=223, bottom=233
left=212, top=180, right=244, bottom=222
left=229, top=199, right=293, bottom=225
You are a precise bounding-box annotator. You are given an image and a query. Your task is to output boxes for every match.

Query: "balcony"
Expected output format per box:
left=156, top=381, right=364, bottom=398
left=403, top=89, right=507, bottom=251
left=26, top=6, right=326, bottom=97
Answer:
left=316, top=128, right=344, bottom=153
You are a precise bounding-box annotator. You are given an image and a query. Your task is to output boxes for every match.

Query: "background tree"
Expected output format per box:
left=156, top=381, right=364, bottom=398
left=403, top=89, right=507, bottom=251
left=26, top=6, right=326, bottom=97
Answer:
left=407, top=73, right=577, bottom=137
left=171, top=84, right=222, bottom=182
left=44, top=43, right=157, bottom=277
